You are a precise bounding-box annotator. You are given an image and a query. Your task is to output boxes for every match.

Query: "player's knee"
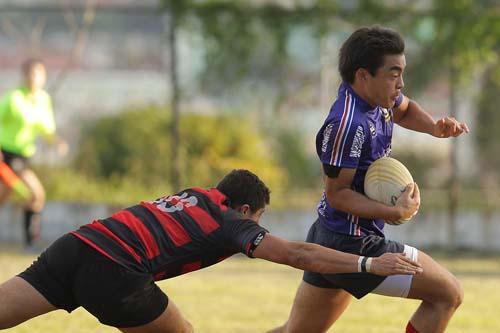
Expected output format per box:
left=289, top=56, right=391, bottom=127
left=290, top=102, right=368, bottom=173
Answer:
left=450, top=277, right=464, bottom=308
left=438, top=275, right=464, bottom=309
left=184, top=320, right=194, bottom=333
left=0, top=317, right=18, bottom=330
left=179, top=320, right=193, bottom=333
left=0, top=323, right=14, bottom=330
left=38, top=190, right=46, bottom=207
left=32, top=190, right=45, bottom=210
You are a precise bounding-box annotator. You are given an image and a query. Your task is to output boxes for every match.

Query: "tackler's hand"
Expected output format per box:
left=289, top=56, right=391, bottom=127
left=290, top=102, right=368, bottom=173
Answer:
left=370, top=252, right=423, bottom=276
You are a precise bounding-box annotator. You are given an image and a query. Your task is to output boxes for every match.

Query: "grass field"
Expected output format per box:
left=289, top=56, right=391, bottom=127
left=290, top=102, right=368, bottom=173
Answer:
left=1, top=249, right=500, bottom=333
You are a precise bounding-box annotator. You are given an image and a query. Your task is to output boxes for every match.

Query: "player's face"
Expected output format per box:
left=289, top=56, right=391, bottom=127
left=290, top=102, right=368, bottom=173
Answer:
left=25, top=63, right=47, bottom=92
left=366, top=54, right=405, bottom=108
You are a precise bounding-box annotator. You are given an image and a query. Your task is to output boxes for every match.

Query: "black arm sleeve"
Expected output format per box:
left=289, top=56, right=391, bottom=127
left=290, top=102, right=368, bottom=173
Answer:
left=322, top=163, right=341, bottom=178
left=220, top=210, right=268, bottom=258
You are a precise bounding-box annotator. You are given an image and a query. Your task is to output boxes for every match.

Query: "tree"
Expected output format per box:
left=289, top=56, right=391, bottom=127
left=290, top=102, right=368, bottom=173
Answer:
left=156, top=1, right=500, bottom=245
left=408, top=0, right=499, bottom=247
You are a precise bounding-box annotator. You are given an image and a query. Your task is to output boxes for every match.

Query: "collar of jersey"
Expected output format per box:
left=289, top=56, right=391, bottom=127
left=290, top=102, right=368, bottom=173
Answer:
left=340, top=82, right=373, bottom=112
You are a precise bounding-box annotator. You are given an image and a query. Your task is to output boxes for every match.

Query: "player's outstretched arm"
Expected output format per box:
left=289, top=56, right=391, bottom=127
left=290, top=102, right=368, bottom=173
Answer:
left=394, top=96, right=469, bottom=137
left=252, top=234, right=423, bottom=276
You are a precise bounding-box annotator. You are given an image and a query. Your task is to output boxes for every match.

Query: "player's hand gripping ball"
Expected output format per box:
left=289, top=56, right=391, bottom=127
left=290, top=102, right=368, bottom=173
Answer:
left=364, top=157, right=417, bottom=225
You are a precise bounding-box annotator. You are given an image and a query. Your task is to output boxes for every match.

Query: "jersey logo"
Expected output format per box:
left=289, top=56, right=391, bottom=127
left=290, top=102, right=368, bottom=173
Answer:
left=317, top=192, right=327, bottom=217
left=380, top=108, right=391, bottom=122
left=253, top=232, right=265, bottom=246
left=368, top=121, right=377, bottom=138
left=321, top=123, right=334, bottom=153
left=349, top=125, right=365, bottom=158
left=152, top=192, right=198, bottom=213
left=383, top=146, right=392, bottom=157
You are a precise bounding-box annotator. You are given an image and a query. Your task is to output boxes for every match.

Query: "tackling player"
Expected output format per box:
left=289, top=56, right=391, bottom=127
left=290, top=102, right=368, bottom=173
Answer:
left=0, top=169, right=421, bottom=332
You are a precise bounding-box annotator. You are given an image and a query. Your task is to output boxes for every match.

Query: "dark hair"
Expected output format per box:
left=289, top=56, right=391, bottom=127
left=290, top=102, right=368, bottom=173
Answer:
left=21, top=58, right=44, bottom=75
left=338, top=26, right=405, bottom=83
left=216, top=169, right=270, bottom=212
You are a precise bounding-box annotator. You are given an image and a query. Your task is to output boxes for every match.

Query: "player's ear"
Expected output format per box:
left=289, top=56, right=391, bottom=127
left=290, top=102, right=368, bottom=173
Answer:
left=238, top=204, right=251, bottom=217
left=354, top=68, right=369, bottom=83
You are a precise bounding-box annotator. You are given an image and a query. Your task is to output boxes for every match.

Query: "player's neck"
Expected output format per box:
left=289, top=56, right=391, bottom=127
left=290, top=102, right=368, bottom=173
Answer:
left=349, top=82, right=376, bottom=108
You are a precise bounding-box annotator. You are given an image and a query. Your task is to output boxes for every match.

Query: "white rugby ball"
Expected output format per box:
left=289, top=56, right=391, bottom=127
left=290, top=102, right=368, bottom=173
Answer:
left=364, top=157, right=414, bottom=225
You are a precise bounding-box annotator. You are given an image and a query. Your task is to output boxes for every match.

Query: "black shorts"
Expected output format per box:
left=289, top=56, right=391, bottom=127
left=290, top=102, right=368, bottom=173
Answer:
left=1, top=149, right=29, bottom=173
left=18, top=233, right=169, bottom=328
left=303, top=220, right=404, bottom=299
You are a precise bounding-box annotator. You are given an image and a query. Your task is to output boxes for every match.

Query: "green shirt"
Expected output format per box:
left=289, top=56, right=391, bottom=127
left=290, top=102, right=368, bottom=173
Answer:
left=0, top=87, right=56, bottom=157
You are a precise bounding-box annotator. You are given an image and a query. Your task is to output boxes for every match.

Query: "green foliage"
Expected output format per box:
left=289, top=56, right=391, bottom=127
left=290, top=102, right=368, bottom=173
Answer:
left=73, top=106, right=287, bottom=200
left=158, top=0, right=499, bottom=93
left=75, top=106, right=171, bottom=187
left=273, top=128, right=321, bottom=189
left=158, top=0, right=344, bottom=96
left=405, top=0, right=499, bottom=92
left=35, top=165, right=164, bottom=205
left=178, top=112, right=287, bottom=191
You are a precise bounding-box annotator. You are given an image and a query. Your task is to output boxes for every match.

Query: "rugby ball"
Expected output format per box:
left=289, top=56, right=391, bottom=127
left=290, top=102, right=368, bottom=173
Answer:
left=364, top=157, right=414, bottom=225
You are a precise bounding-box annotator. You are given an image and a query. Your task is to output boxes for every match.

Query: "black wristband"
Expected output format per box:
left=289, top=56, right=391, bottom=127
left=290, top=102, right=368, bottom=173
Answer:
left=361, top=256, right=369, bottom=273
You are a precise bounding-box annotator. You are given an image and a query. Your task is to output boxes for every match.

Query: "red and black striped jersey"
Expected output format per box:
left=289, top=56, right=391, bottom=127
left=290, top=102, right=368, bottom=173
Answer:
left=71, top=188, right=268, bottom=281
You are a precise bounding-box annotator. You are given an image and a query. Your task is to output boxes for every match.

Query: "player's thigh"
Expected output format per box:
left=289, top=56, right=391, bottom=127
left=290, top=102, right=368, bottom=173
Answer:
left=118, top=299, right=193, bottom=333
left=286, top=281, right=352, bottom=333
left=407, top=250, right=463, bottom=305
left=19, top=169, right=45, bottom=212
left=19, top=169, right=44, bottom=205
left=0, top=276, right=57, bottom=329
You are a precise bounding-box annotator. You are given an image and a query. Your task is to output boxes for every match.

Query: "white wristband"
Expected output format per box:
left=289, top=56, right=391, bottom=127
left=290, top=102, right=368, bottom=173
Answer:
left=366, top=257, right=372, bottom=273
left=357, top=256, right=364, bottom=273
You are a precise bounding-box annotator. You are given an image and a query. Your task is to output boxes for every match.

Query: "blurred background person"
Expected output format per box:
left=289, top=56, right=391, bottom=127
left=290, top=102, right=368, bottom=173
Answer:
left=0, top=58, right=68, bottom=251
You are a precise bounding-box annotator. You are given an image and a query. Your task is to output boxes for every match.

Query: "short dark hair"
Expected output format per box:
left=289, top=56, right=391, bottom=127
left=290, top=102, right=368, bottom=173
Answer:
left=339, top=26, right=405, bottom=83
left=21, top=58, right=44, bottom=75
left=216, top=169, right=270, bottom=212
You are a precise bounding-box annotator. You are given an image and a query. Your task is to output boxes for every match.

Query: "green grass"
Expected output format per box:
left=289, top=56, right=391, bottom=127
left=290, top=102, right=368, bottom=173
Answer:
left=1, top=250, right=500, bottom=333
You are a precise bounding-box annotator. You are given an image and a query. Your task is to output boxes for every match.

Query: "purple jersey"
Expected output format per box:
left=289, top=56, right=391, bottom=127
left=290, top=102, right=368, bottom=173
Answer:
left=315, top=82, right=403, bottom=237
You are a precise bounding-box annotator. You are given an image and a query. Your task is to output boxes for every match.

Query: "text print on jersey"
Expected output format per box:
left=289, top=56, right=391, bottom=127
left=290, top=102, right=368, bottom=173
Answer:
left=152, top=192, right=199, bottom=213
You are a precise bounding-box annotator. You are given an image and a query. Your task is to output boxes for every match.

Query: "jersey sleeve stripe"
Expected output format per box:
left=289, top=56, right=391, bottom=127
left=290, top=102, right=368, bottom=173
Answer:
left=84, top=221, right=142, bottom=263
left=141, top=202, right=192, bottom=247
left=337, top=98, right=356, bottom=165
left=245, top=241, right=252, bottom=256
left=330, top=92, right=352, bottom=165
left=112, top=210, right=161, bottom=260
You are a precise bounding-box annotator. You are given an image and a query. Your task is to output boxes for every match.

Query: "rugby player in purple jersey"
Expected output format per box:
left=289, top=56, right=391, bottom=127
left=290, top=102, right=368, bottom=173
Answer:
left=268, top=27, right=469, bottom=333
left=0, top=169, right=421, bottom=333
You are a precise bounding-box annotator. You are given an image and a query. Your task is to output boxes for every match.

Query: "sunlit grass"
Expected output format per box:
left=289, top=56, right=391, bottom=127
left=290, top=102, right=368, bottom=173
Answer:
left=1, top=249, right=499, bottom=333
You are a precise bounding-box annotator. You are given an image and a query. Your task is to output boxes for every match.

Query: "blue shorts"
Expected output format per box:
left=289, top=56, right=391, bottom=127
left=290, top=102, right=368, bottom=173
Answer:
left=303, top=220, right=405, bottom=299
